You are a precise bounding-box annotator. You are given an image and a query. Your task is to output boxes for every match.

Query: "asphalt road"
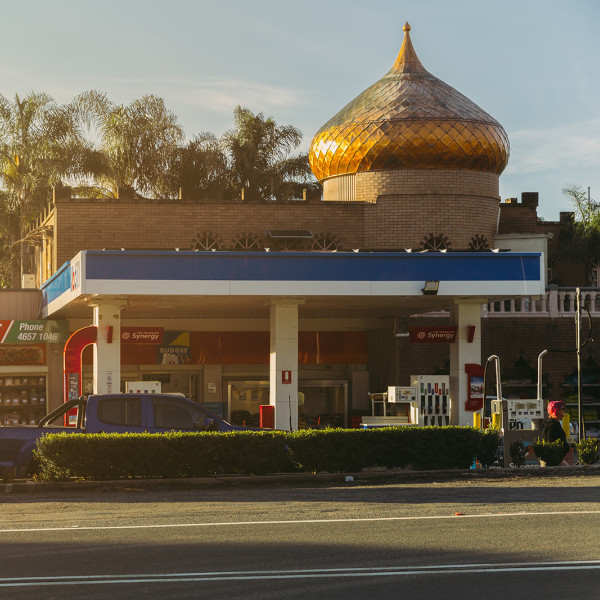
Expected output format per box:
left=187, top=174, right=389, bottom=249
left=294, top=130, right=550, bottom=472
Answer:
left=1, top=472, right=599, bottom=599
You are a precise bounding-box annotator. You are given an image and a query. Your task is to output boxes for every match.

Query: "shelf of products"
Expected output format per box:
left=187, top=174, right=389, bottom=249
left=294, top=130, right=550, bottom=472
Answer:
left=563, top=363, right=600, bottom=438
left=499, top=356, right=545, bottom=400
left=493, top=357, right=547, bottom=428
left=0, top=375, right=47, bottom=425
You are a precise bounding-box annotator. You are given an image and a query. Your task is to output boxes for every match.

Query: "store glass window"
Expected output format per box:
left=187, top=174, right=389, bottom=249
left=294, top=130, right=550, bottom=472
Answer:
left=97, top=397, right=142, bottom=427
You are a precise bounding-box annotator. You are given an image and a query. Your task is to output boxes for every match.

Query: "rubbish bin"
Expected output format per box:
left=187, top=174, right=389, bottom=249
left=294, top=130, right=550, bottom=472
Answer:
left=259, top=404, right=274, bottom=429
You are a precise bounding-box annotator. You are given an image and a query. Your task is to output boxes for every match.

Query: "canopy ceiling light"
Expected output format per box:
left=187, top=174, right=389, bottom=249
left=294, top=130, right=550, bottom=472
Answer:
left=265, top=230, right=313, bottom=239
left=422, top=281, right=440, bottom=296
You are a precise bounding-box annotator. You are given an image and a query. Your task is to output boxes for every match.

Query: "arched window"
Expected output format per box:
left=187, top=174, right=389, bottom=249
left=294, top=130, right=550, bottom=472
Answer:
left=469, top=235, right=489, bottom=250
left=193, top=233, right=221, bottom=251
left=422, top=233, right=450, bottom=251
left=272, top=239, right=301, bottom=251
left=233, top=234, right=263, bottom=250
left=312, top=236, right=339, bottom=252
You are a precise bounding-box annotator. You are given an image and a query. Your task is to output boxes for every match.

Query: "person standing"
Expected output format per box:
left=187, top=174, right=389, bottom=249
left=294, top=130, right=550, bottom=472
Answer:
left=541, top=400, right=569, bottom=463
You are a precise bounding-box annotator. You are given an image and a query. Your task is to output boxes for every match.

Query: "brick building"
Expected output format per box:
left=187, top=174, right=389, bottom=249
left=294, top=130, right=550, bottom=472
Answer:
left=16, top=23, right=595, bottom=435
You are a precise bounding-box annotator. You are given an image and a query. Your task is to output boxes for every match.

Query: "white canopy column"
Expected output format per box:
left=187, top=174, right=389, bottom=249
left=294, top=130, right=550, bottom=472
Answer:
left=270, top=298, right=304, bottom=431
left=449, top=299, right=483, bottom=426
left=91, top=301, right=124, bottom=394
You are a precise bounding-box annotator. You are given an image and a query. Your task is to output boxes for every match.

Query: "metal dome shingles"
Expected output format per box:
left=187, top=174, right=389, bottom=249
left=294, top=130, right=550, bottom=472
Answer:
left=309, top=23, right=510, bottom=181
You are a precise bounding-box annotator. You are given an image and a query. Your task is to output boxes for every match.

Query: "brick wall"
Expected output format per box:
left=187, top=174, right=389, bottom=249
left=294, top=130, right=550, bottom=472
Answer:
left=357, top=169, right=500, bottom=249
left=43, top=167, right=502, bottom=270
left=497, top=196, right=586, bottom=286
left=50, top=197, right=366, bottom=270
left=482, top=317, right=595, bottom=402
left=497, top=203, right=538, bottom=233
left=393, top=314, right=595, bottom=403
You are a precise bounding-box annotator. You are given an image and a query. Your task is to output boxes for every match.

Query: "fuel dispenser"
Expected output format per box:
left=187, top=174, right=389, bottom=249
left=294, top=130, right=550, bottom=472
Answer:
left=487, top=350, right=547, bottom=467
left=361, top=387, right=419, bottom=428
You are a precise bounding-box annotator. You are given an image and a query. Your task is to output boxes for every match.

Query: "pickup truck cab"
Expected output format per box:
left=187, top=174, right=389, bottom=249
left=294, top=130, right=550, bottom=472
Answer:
left=0, top=393, right=249, bottom=477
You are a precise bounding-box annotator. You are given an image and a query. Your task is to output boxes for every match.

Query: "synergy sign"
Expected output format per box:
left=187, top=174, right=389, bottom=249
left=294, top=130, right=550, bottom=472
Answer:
left=408, top=326, right=457, bottom=344
left=120, top=327, right=164, bottom=344
left=0, top=320, right=71, bottom=344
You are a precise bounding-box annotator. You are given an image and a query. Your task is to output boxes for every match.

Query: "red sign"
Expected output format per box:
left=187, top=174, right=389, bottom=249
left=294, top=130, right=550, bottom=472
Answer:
left=282, top=370, right=292, bottom=384
left=121, top=327, right=163, bottom=344
left=0, top=320, right=13, bottom=343
left=409, top=326, right=457, bottom=344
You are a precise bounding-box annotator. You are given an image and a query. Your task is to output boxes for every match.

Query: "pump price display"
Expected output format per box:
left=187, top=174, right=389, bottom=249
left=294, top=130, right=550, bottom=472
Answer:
left=0, top=320, right=70, bottom=344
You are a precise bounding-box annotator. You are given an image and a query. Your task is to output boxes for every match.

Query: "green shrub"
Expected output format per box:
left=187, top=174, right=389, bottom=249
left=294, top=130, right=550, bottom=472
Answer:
left=533, top=438, right=567, bottom=466
left=34, top=431, right=296, bottom=481
left=575, top=438, right=599, bottom=465
left=509, top=439, right=528, bottom=468
left=33, top=426, right=487, bottom=481
left=478, top=428, right=501, bottom=467
left=402, top=426, right=481, bottom=470
left=286, top=429, right=382, bottom=473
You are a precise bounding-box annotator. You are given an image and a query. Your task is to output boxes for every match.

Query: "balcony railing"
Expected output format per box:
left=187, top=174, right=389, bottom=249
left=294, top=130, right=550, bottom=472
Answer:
left=483, top=288, right=600, bottom=318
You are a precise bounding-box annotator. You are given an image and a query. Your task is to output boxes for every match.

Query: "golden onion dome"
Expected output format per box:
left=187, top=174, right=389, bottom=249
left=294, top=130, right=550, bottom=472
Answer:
left=309, top=23, right=510, bottom=181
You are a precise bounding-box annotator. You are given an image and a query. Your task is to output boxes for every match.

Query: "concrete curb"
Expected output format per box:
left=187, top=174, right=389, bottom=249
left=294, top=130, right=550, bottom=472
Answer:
left=2, top=464, right=599, bottom=494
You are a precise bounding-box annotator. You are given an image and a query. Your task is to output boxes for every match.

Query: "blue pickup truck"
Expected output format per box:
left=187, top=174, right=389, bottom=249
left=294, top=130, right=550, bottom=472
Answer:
left=0, top=393, right=248, bottom=477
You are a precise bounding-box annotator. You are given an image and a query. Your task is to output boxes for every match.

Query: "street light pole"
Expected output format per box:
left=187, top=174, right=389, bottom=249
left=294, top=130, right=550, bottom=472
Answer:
left=576, top=287, right=585, bottom=441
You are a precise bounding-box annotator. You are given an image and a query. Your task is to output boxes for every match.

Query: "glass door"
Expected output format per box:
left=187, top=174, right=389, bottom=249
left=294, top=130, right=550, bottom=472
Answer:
left=299, top=380, right=348, bottom=429
left=226, top=379, right=348, bottom=429
left=227, top=381, right=269, bottom=427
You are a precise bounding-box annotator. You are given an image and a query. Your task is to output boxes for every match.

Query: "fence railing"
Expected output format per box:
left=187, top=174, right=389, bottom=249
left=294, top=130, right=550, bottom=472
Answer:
left=483, top=288, right=600, bottom=318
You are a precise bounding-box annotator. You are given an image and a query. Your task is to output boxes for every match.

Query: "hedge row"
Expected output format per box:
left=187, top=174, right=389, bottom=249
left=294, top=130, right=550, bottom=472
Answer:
left=33, top=426, right=497, bottom=481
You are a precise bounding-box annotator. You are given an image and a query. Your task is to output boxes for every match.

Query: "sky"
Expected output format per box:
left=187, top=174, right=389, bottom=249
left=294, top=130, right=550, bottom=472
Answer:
left=0, top=0, right=598, bottom=220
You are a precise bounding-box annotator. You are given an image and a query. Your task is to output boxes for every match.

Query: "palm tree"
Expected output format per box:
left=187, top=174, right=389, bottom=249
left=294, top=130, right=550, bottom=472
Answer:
left=0, top=92, right=89, bottom=284
left=164, top=132, right=233, bottom=200
left=74, top=91, right=184, bottom=198
left=221, top=106, right=314, bottom=202
left=0, top=189, right=19, bottom=286
left=560, top=185, right=600, bottom=286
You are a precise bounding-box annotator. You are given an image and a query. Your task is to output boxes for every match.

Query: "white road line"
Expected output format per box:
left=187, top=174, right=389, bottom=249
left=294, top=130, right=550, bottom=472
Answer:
left=1, top=561, right=600, bottom=587
left=0, top=509, right=599, bottom=534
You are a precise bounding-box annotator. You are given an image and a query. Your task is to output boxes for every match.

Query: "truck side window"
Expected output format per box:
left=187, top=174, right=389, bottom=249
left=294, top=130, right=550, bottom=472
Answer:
left=153, top=403, right=194, bottom=429
left=97, top=397, right=142, bottom=427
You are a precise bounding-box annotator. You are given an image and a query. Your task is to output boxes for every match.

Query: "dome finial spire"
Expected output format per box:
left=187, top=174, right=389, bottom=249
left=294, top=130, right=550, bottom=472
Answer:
left=392, top=21, right=426, bottom=74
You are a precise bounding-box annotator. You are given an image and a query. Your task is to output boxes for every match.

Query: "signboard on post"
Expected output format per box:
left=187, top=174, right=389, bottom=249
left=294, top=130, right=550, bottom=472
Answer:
left=464, top=363, right=485, bottom=411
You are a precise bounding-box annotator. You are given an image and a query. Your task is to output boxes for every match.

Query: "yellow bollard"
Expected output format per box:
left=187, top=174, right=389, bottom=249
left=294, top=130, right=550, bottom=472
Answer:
left=562, top=413, right=570, bottom=438
left=473, top=412, right=482, bottom=429
left=491, top=413, right=500, bottom=429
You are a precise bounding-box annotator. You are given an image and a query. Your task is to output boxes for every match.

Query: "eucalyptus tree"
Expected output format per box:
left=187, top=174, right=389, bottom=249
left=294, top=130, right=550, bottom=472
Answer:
left=0, top=92, right=89, bottom=285
left=74, top=91, right=184, bottom=198
left=221, top=106, right=314, bottom=202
